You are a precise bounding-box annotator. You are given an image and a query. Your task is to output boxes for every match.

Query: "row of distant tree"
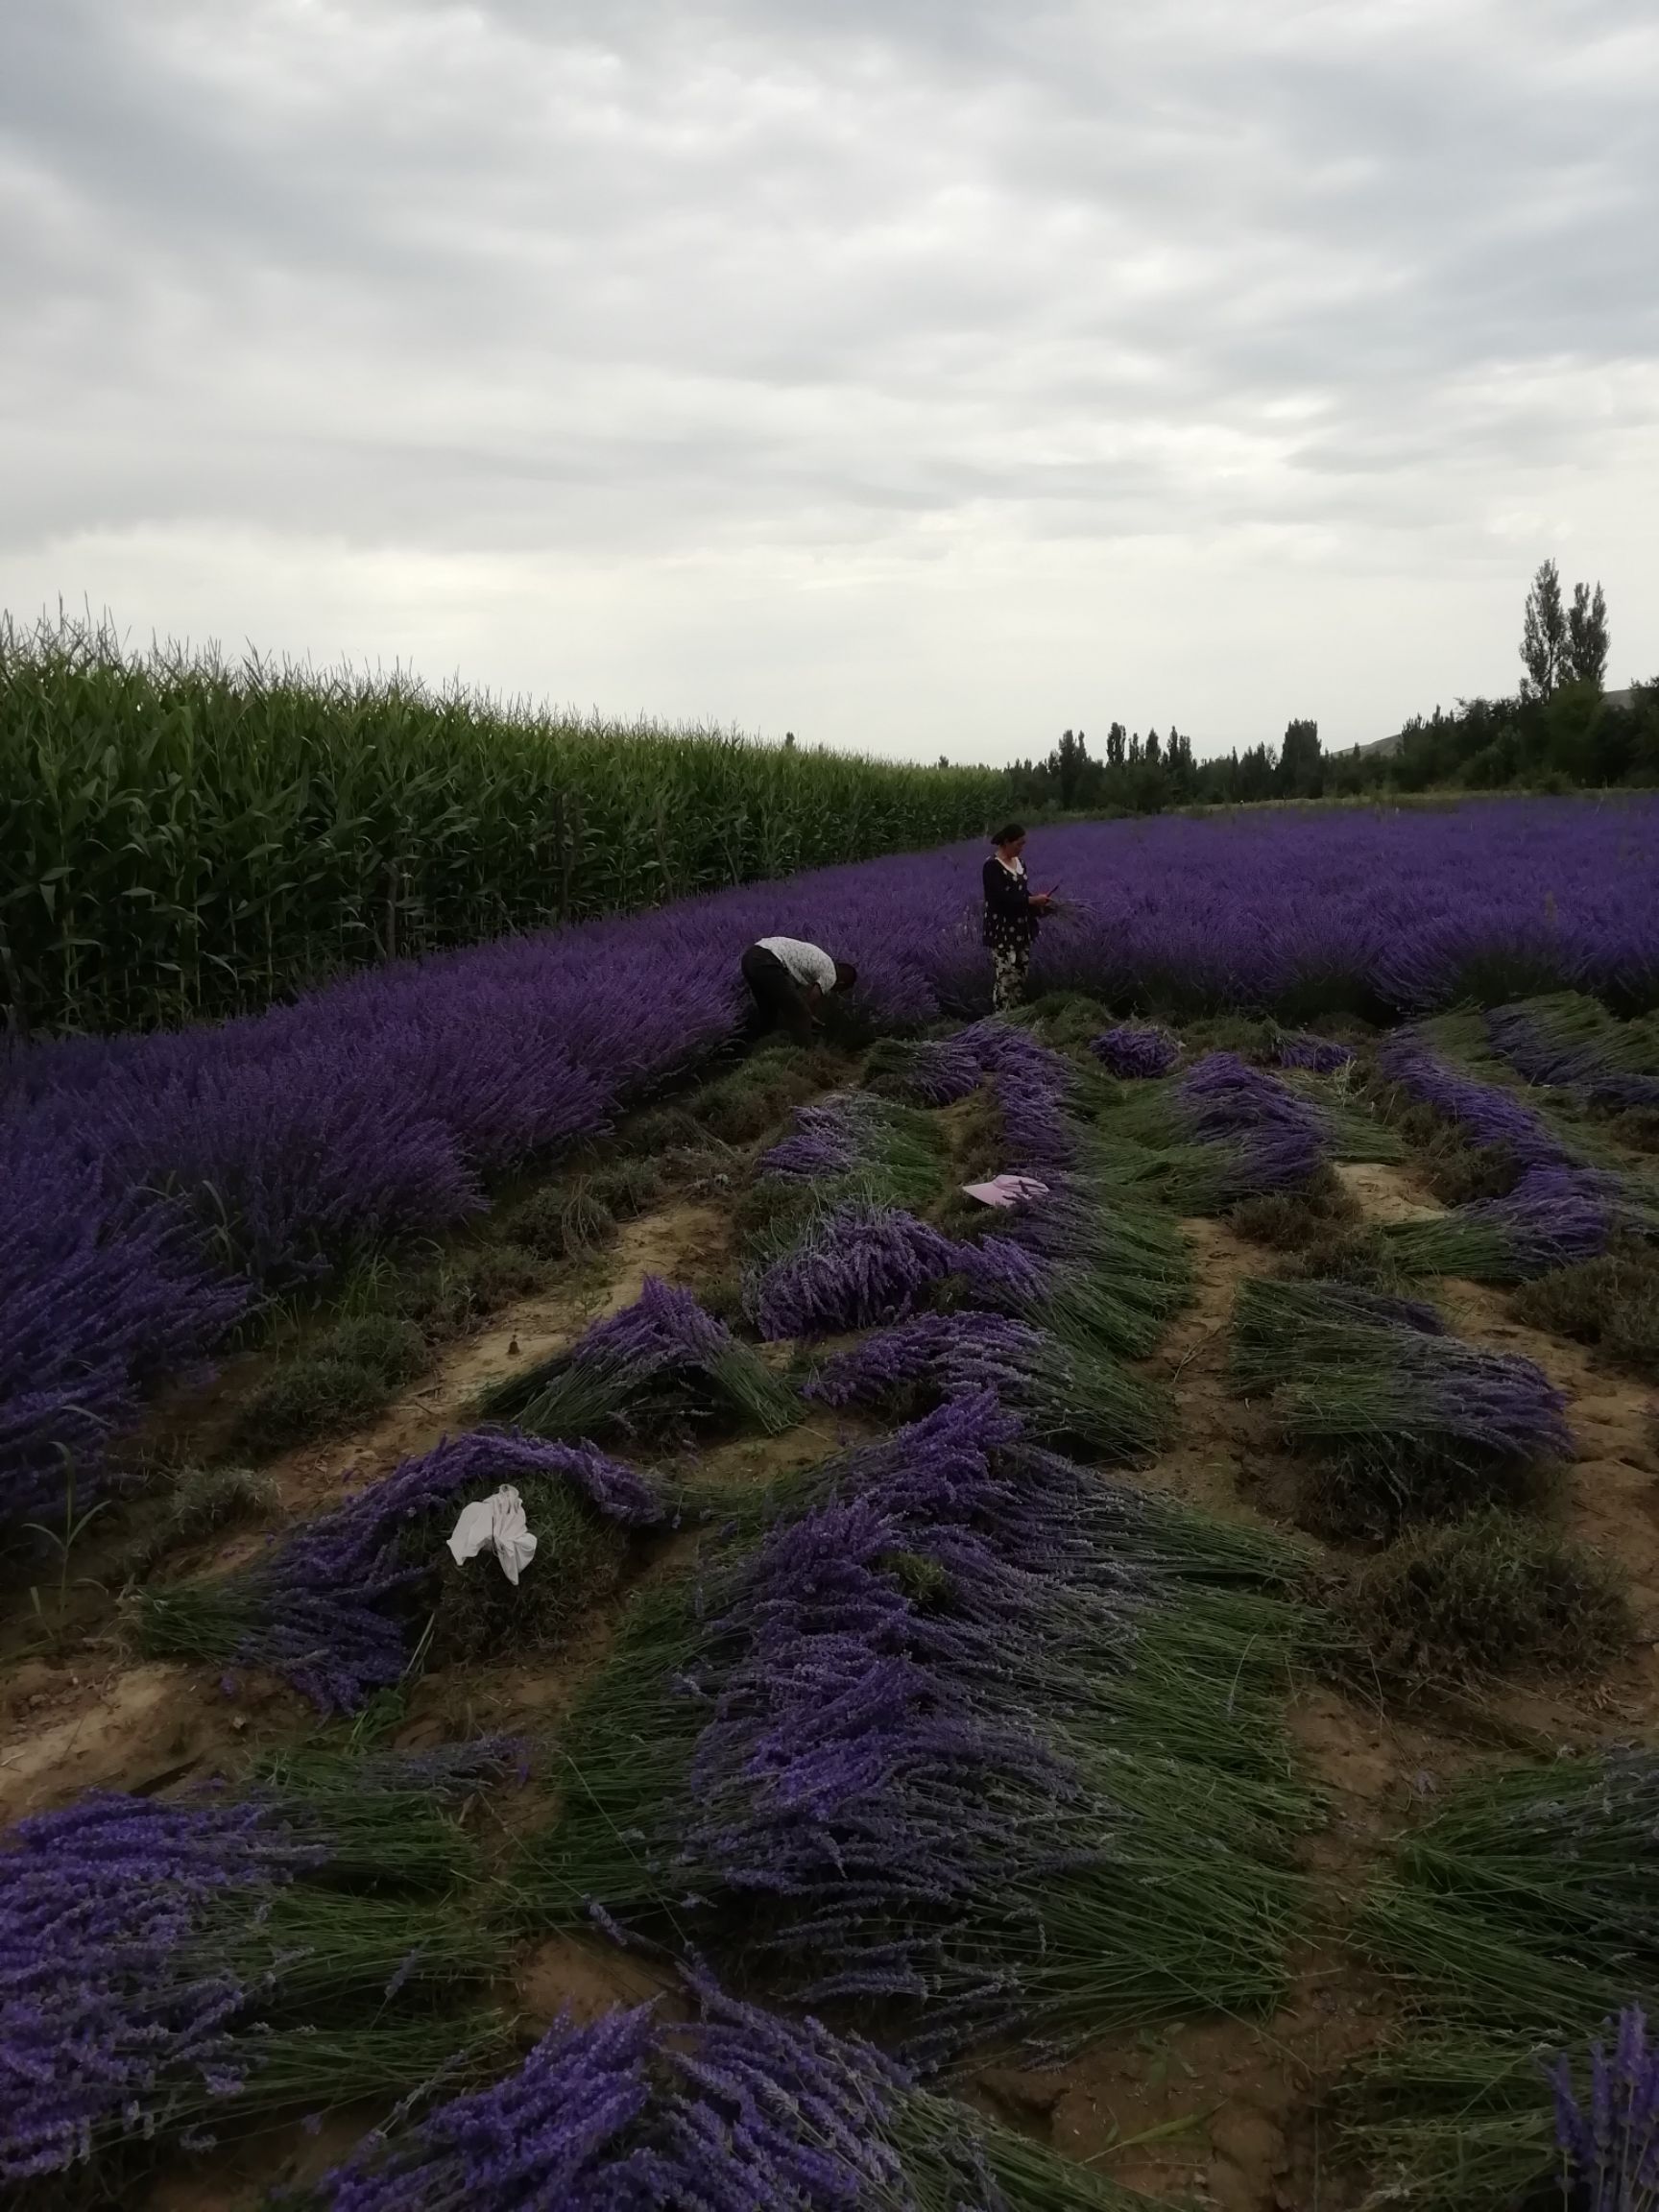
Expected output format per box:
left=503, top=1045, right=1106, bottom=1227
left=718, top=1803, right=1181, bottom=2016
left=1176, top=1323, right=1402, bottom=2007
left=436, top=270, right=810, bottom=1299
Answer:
left=1001, top=561, right=1657, bottom=817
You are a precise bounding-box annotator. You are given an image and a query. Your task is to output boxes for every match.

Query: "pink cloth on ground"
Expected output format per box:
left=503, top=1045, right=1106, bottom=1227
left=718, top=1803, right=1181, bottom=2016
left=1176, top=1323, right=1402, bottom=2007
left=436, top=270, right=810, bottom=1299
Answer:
left=960, top=1175, right=1049, bottom=1208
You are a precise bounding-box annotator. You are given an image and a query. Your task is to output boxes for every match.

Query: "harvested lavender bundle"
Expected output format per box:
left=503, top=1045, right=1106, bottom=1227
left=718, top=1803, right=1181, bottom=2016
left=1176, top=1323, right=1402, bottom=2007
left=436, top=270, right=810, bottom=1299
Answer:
left=135, top=1428, right=661, bottom=1711
left=1387, top=1164, right=1622, bottom=1283
left=963, top=1019, right=1083, bottom=1173
left=1173, top=1052, right=1328, bottom=1195
left=1379, top=1028, right=1569, bottom=1166
left=1350, top=1757, right=1659, bottom=2210
left=806, top=1309, right=1166, bottom=1463
left=1092, top=1024, right=1180, bottom=1079
left=530, top=1396, right=1309, bottom=2062
left=951, top=1173, right=1191, bottom=1360
left=1488, top=990, right=1659, bottom=1110
left=759, top=1093, right=943, bottom=1209
left=477, top=1275, right=799, bottom=1439
left=305, top=1982, right=1147, bottom=2211
left=898, top=1030, right=986, bottom=1106
left=1232, top=1277, right=1570, bottom=1536
left=1276, top=1032, right=1356, bottom=1073
left=747, top=1205, right=962, bottom=1340
left=0, top=1745, right=514, bottom=2183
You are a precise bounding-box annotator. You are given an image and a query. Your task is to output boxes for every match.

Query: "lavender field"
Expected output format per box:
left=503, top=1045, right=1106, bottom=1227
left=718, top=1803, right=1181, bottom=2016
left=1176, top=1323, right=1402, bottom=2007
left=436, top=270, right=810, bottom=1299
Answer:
left=4, top=794, right=1659, bottom=2210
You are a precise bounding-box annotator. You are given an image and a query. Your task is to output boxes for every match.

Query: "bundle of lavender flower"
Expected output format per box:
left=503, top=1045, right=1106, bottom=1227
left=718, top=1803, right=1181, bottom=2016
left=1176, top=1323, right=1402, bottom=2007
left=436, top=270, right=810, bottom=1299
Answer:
left=292, top=1983, right=1153, bottom=2211
left=0, top=1743, right=517, bottom=2186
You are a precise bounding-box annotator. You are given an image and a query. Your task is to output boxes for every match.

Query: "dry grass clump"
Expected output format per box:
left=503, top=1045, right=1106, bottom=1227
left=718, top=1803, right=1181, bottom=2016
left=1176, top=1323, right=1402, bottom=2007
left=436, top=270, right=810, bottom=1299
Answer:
left=695, top=1271, right=748, bottom=1327
left=1596, top=1103, right=1659, bottom=1154
left=1513, top=1241, right=1659, bottom=1380
left=1229, top=1164, right=1361, bottom=1249
left=616, top=1103, right=706, bottom=1155
left=120, top=1462, right=280, bottom=1577
left=230, top=1356, right=390, bottom=1458
left=323, top=1314, right=433, bottom=1386
left=1022, top=989, right=1116, bottom=1053
left=1337, top=1509, right=1629, bottom=1690
left=506, top=1181, right=618, bottom=1261
left=228, top=1313, right=437, bottom=1459
left=450, top=1240, right=549, bottom=1312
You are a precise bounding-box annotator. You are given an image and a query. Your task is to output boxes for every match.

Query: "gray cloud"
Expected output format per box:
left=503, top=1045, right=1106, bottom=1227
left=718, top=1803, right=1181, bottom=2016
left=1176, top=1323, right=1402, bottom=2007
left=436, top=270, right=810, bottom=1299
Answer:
left=2, top=0, right=1656, bottom=755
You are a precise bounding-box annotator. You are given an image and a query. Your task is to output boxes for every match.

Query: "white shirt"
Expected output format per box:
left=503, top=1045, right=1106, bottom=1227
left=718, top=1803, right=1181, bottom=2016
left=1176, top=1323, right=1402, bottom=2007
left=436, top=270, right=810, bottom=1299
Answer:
left=757, top=937, right=837, bottom=995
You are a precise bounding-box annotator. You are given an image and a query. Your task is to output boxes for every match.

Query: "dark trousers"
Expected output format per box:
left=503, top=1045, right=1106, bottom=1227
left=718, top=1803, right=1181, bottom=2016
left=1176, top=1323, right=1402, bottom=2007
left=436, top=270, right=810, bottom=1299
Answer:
left=741, top=945, right=814, bottom=1044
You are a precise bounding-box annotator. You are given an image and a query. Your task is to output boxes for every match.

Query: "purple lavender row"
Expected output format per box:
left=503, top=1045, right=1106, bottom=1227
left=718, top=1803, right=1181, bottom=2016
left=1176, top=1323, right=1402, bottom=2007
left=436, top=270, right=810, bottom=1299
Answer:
left=9, top=800, right=1656, bottom=1526
left=136, top=1429, right=659, bottom=1712
left=1, top=1143, right=249, bottom=1527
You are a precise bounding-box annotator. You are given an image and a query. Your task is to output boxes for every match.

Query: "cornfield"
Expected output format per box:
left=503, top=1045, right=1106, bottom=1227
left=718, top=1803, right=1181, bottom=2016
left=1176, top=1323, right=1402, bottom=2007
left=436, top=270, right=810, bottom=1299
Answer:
left=0, top=613, right=1004, bottom=1036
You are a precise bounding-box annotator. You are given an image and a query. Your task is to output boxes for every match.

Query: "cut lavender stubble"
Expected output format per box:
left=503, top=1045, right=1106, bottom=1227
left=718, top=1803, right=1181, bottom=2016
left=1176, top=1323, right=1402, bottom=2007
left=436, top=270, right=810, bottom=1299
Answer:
left=303, top=1980, right=1150, bottom=2212
left=476, top=1275, right=799, bottom=1440
left=134, top=1428, right=662, bottom=1712
left=0, top=1744, right=516, bottom=2184
left=527, top=1395, right=1310, bottom=2064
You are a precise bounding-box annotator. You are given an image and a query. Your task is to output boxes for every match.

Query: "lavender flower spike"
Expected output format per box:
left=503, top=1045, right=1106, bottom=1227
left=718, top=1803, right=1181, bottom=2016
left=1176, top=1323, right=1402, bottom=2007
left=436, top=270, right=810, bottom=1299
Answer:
left=1550, top=2004, right=1659, bottom=2211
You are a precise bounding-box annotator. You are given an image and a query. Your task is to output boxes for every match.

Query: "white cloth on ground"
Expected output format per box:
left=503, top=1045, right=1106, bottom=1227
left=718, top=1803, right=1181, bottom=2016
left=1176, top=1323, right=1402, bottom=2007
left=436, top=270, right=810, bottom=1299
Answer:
left=446, top=1484, right=539, bottom=1585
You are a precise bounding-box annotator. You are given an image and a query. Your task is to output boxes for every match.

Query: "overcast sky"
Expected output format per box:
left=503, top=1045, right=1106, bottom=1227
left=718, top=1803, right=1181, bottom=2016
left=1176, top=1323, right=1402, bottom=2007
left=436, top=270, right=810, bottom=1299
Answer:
left=4, top=1, right=1656, bottom=763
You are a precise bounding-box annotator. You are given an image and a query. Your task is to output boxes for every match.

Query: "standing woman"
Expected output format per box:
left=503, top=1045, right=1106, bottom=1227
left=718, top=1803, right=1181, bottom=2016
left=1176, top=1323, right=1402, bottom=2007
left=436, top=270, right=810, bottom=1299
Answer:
left=982, top=824, right=1052, bottom=1012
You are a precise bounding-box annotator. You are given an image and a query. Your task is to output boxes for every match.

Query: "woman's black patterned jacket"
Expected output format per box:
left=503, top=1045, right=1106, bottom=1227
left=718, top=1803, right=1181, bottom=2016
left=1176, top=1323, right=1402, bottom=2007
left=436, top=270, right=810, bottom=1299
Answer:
left=982, top=856, right=1040, bottom=953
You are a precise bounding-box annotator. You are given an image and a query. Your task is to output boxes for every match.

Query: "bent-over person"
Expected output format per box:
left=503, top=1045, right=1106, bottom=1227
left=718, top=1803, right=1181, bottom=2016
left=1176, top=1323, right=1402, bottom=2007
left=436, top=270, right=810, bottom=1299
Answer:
left=741, top=936, right=857, bottom=1044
